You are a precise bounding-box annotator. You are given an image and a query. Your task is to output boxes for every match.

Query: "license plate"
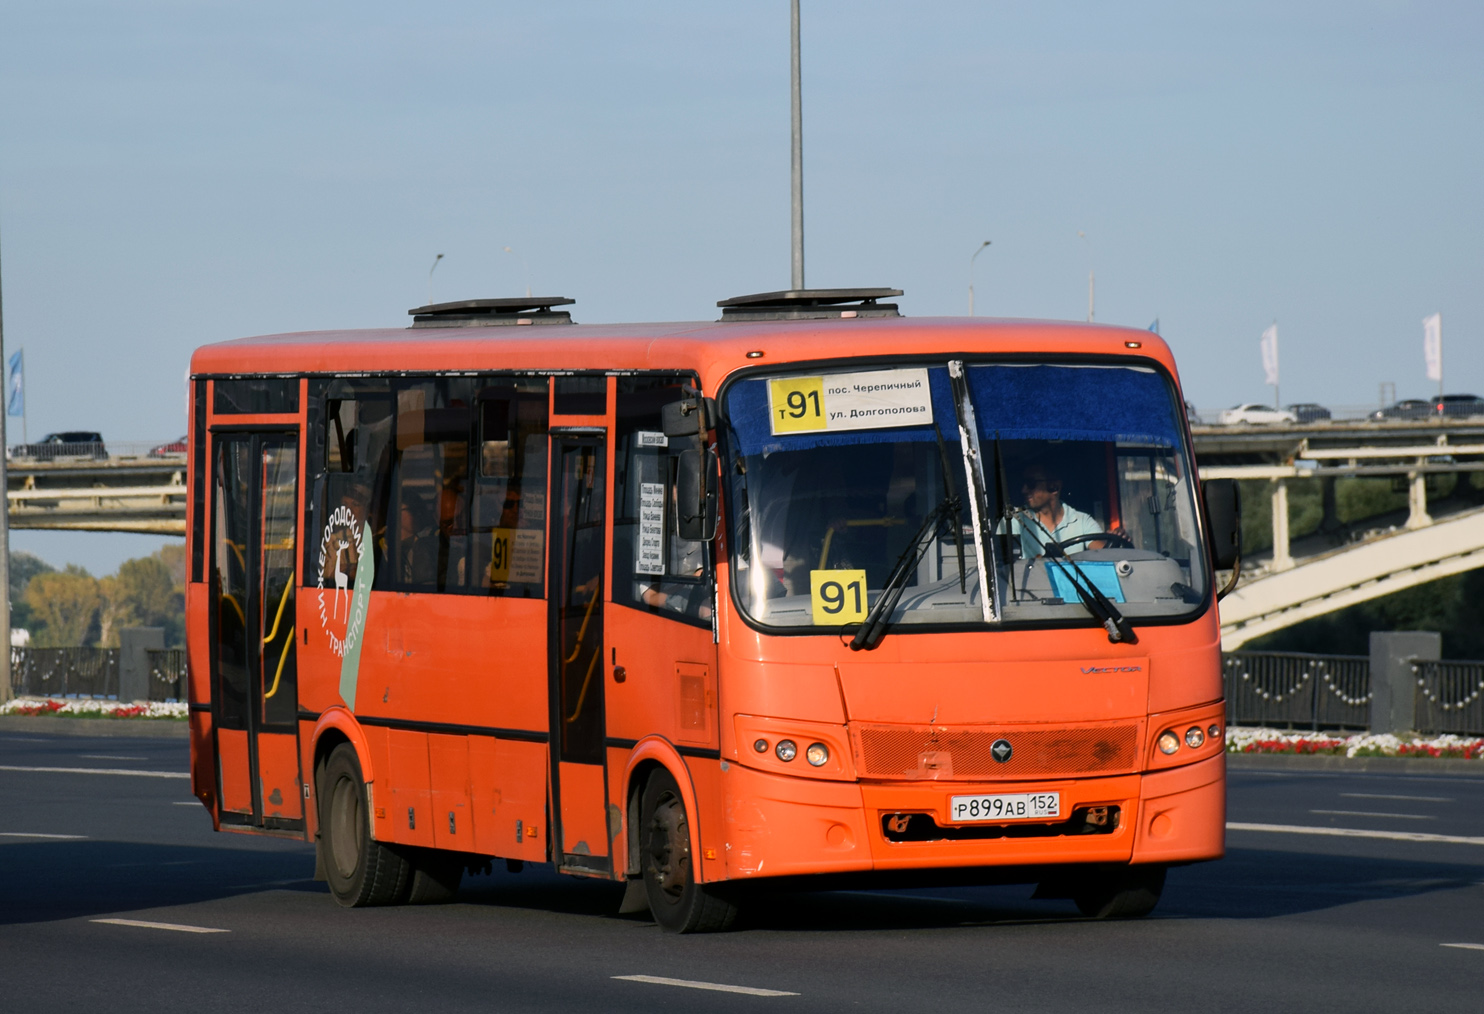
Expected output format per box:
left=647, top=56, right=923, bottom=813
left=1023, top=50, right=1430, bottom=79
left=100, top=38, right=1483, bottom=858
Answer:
left=948, top=791, right=1061, bottom=823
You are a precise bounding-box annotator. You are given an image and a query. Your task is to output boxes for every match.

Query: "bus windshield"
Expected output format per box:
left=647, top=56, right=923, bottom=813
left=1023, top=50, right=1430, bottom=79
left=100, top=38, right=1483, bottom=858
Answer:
left=724, top=359, right=1208, bottom=633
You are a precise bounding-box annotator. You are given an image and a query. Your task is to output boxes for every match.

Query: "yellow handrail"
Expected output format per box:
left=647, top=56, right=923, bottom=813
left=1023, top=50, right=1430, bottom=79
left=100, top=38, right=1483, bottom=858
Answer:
left=564, top=648, right=602, bottom=724
left=263, top=631, right=294, bottom=700
left=562, top=583, right=600, bottom=665
left=817, top=516, right=907, bottom=570
left=262, top=580, right=293, bottom=646
left=219, top=593, right=245, bottom=625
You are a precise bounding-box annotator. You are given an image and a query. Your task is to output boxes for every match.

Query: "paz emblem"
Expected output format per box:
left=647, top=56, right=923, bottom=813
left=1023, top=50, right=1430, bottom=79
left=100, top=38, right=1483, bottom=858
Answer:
left=990, top=738, right=1013, bottom=763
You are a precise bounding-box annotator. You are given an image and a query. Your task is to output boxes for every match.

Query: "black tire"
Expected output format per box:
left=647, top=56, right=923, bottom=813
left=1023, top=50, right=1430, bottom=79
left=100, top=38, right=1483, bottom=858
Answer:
left=403, top=847, right=463, bottom=904
left=640, top=768, right=739, bottom=933
left=318, top=744, right=411, bottom=907
left=1073, top=864, right=1166, bottom=919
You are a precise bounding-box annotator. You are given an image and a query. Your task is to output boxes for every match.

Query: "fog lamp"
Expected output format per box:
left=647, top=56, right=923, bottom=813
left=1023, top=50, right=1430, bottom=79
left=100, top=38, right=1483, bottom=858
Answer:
left=753, top=738, right=769, bottom=753
left=1185, top=726, right=1205, bottom=749
left=1157, top=730, right=1181, bottom=755
left=805, top=743, right=829, bottom=767
left=1207, top=724, right=1222, bottom=741
left=775, top=739, right=798, bottom=762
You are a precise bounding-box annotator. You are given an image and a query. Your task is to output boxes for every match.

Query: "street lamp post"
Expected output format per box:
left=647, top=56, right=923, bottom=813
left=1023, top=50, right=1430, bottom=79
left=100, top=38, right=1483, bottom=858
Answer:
left=968, top=240, right=991, bottom=316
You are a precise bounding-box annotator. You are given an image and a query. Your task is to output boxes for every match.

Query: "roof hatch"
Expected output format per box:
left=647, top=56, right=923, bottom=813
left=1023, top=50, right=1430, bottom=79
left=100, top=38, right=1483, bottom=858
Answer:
left=408, top=297, right=575, bottom=328
left=717, top=287, right=902, bottom=322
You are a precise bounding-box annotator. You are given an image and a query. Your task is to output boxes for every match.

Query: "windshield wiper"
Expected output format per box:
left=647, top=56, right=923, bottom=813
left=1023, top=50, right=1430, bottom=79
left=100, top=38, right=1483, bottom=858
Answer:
left=849, top=496, right=961, bottom=652
left=1008, top=505, right=1138, bottom=644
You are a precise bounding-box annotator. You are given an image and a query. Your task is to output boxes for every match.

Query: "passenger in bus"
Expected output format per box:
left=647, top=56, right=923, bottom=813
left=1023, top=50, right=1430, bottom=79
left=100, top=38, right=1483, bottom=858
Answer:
left=637, top=539, right=712, bottom=620
left=1003, top=463, right=1107, bottom=559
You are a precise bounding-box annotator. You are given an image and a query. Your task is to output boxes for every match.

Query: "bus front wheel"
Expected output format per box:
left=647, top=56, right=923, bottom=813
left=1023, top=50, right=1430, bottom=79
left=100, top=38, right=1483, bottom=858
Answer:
left=1073, top=864, right=1166, bottom=919
left=319, top=744, right=411, bottom=907
left=639, top=769, right=739, bottom=933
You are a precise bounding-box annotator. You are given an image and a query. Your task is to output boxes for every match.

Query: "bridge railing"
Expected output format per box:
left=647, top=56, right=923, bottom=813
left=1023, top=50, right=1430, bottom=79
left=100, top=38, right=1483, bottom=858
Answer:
left=1222, top=651, right=1372, bottom=731
left=1412, top=660, right=1484, bottom=736
left=8, top=647, right=185, bottom=702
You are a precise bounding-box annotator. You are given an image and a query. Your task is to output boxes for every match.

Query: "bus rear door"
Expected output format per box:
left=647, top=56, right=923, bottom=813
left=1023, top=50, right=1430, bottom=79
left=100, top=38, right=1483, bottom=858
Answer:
left=210, top=430, right=303, bottom=831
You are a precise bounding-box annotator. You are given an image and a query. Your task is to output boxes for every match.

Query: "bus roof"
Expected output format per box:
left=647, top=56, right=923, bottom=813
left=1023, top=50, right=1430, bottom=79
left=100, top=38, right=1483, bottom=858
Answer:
left=189, top=316, right=1180, bottom=393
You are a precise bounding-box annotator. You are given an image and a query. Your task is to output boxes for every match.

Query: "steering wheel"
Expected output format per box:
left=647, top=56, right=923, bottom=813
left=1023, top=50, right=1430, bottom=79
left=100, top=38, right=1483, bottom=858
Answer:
left=1057, top=531, right=1134, bottom=551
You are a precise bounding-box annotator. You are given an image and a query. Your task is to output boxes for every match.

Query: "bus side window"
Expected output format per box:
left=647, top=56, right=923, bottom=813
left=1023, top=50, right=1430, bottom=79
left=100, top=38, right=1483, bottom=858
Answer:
left=308, top=378, right=393, bottom=600
left=387, top=380, right=477, bottom=594
left=471, top=377, right=548, bottom=597
left=612, top=375, right=712, bottom=628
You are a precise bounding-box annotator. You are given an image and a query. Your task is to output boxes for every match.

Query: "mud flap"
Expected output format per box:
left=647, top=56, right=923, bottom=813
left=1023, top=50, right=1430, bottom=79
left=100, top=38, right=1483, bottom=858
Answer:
left=618, top=878, right=650, bottom=916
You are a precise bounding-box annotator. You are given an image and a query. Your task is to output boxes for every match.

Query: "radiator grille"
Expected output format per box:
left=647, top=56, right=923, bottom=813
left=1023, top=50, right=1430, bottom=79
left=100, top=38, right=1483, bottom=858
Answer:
left=853, top=722, right=1140, bottom=780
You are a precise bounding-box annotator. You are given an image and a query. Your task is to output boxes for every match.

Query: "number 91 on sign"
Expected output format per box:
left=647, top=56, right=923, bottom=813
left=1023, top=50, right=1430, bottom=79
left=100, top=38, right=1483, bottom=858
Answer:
left=810, top=569, right=867, bottom=625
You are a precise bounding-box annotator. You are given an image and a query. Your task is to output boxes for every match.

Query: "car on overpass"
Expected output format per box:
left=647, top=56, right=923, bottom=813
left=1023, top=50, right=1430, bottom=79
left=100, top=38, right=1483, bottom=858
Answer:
left=1436, top=394, right=1484, bottom=418
left=9, top=431, right=108, bottom=460
left=1371, top=398, right=1437, bottom=421
left=1218, top=403, right=1297, bottom=425
left=1285, top=402, right=1331, bottom=423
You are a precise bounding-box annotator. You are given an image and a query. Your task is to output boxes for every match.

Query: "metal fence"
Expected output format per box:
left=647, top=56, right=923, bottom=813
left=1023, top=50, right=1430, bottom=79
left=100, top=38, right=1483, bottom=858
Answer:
left=1412, top=660, right=1484, bottom=736
left=1222, top=651, right=1372, bottom=731
left=8, top=646, right=185, bottom=701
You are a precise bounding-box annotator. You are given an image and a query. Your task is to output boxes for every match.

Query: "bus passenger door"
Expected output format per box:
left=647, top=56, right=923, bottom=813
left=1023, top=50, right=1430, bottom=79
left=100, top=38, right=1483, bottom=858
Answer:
left=211, top=431, right=304, bottom=831
left=548, top=434, right=610, bottom=873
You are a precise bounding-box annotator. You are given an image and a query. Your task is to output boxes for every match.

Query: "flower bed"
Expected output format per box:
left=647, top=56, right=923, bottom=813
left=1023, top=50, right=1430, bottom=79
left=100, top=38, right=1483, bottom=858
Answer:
left=0, top=698, right=188, bottom=720
left=1228, top=726, right=1484, bottom=760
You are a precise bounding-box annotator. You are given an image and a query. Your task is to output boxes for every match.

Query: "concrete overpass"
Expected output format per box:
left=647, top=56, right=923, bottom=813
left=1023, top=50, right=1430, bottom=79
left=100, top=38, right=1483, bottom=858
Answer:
left=6, top=446, right=186, bottom=535
left=1194, top=418, right=1484, bottom=649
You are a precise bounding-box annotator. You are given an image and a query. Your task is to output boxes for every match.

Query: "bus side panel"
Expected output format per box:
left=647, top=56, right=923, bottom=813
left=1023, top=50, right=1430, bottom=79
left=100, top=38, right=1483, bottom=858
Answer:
left=606, top=607, right=718, bottom=747
left=469, top=736, right=549, bottom=862
left=429, top=733, right=471, bottom=850
left=354, top=594, right=548, bottom=733
left=386, top=728, right=435, bottom=848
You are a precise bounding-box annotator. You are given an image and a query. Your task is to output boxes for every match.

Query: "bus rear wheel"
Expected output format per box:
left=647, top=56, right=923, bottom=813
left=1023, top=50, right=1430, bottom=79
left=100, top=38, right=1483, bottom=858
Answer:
left=403, top=848, right=463, bottom=904
left=1073, top=864, right=1166, bottom=919
left=319, top=744, right=411, bottom=907
left=639, top=769, right=738, bottom=933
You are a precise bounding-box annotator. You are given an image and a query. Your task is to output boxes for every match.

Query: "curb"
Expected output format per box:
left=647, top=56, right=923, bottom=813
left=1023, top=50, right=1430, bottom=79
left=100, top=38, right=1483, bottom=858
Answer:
left=1227, top=751, right=1484, bottom=776
left=0, top=715, right=189, bottom=739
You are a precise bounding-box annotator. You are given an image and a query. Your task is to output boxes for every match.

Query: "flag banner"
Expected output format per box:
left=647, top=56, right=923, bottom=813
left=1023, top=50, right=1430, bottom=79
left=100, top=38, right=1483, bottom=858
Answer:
left=1424, top=312, right=1442, bottom=383
left=1260, top=324, right=1279, bottom=387
left=6, top=349, right=22, bottom=417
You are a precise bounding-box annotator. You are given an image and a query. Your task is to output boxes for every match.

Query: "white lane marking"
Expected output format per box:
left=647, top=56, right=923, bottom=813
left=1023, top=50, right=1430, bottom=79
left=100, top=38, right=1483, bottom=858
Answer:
left=614, top=975, right=799, bottom=997
left=0, top=764, right=188, bottom=779
left=79, top=754, right=146, bottom=761
left=92, top=918, right=228, bottom=934
left=0, top=832, right=87, bottom=839
left=1342, top=793, right=1453, bottom=803
left=1229, top=822, right=1484, bottom=845
left=172, top=801, right=199, bottom=806
left=1310, top=809, right=1436, bottom=820
left=1442, top=942, right=1484, bottom=951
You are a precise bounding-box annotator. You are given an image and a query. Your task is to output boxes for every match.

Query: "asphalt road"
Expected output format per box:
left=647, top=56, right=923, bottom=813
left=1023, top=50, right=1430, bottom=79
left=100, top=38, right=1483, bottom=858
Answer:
left=2, top=728, right=1482, bottom=1013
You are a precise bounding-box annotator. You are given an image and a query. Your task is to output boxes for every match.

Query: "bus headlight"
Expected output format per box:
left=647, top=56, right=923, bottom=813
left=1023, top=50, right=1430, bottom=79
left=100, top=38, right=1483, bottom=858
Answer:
left=775, top=739, right=798, bottom=762
left=1157, top=730, right=1181, bottom=755
left=805, top=743, right=829, bottom=767
left=1185, top=726, right=1205, bottom=749
left=753, top=739, right=769, bottom=753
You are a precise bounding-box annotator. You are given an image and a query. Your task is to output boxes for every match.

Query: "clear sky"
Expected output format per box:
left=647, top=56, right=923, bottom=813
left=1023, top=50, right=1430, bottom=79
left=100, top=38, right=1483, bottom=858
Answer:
left=2, top=1, right=1481, bottom=572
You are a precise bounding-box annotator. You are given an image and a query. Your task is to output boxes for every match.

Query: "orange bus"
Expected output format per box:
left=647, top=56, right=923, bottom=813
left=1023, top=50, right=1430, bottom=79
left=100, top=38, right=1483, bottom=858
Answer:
left=186, top=290, right=1240, bottom=931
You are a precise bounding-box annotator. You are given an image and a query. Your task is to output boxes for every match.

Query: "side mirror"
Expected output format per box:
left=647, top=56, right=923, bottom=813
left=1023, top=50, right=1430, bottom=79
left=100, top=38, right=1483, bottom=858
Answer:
left=675, top=447, right=719, bottom=541
left=1202, top=478, right=1241, bottom=570
left=661, top=396, right=717, bottom=438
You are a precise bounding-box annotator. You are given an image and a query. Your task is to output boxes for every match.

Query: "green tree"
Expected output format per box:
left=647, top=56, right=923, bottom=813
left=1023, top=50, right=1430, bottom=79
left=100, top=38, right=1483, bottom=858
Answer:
left=26, top=566, right=102, bottom=647
left=8, top=551, right=55, bottom=636
left=99, top=548, right=187, bottom=647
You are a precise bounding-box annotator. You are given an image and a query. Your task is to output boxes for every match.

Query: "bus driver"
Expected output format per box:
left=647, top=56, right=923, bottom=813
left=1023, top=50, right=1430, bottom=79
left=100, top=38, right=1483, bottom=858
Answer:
left=1005, top=463, right=1105, bottom=559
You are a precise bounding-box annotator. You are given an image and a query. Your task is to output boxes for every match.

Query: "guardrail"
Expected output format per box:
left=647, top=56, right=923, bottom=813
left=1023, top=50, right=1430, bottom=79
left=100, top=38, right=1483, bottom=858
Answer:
left=1223, top=651, right=1372, bottom=731
left=1412, top=660, right=1484, bottom=736
left=8, top=647, right=184, bottom=702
